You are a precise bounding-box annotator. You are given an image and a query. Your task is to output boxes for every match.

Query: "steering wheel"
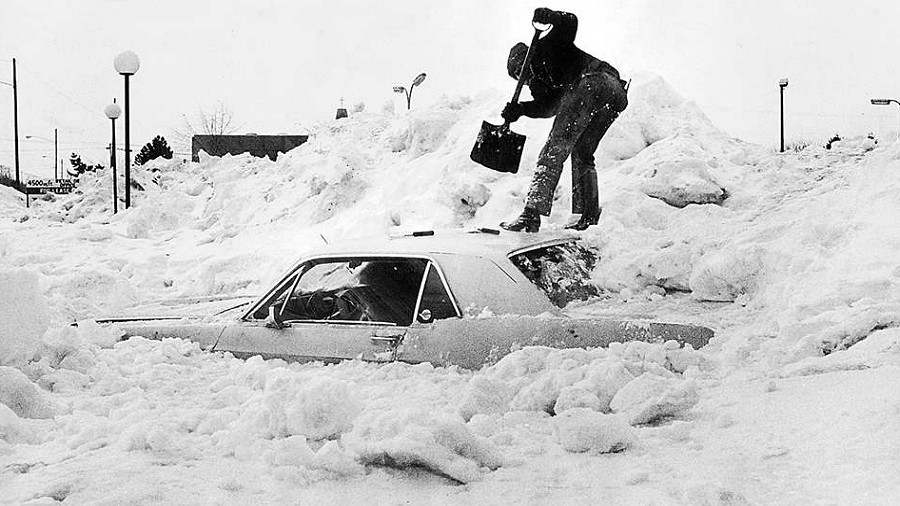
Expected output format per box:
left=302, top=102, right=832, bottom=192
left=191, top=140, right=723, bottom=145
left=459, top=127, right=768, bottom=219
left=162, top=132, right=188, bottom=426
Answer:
left=305, top=291, right=338, bottom=320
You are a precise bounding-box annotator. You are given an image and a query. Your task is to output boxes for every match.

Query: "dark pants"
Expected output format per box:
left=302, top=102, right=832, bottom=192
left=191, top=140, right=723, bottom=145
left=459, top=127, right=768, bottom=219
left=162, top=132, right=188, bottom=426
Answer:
left=526, top=72, right=626, bottom=216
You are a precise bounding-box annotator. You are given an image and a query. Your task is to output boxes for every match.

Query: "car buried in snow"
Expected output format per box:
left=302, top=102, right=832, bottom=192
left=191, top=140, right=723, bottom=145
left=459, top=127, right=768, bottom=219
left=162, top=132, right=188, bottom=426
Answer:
left=95, top=229, right=714, bottom=369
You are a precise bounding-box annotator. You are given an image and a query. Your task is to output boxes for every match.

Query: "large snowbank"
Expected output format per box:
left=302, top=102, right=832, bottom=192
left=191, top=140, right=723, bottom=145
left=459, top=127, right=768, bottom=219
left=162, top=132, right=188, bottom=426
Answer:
left=2, top=73, right=900, bottom=503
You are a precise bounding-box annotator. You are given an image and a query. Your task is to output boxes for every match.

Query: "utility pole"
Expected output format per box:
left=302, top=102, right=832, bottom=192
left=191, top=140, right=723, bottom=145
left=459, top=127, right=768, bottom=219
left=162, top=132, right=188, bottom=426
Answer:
left=0, top=59, right=20, bottom=185
left=13, top=58, right=20, bottom=184
left=54, top=128, right=58, bottom=180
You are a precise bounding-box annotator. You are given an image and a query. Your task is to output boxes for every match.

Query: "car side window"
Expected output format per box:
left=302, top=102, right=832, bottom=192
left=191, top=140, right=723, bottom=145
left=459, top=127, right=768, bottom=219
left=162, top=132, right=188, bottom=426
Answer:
left=509, top=242, right=599, bottom=308
left=415, top=263, right=459, bottom=323
left=251, top=257, right=429, bottom=326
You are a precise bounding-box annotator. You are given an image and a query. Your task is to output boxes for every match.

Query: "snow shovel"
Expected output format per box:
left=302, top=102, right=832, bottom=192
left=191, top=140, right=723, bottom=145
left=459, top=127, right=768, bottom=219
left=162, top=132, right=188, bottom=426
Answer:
left=470, top=27, right=543, bottom=174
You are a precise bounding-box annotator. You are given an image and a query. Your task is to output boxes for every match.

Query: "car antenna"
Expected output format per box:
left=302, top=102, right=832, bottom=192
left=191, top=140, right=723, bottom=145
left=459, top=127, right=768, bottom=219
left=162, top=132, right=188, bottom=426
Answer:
left=319, top=233, right=329, bottom=245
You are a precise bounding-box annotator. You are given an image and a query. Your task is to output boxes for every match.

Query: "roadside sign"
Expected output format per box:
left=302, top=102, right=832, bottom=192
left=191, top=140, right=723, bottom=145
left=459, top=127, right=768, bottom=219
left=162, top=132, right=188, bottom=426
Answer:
left=25, top=178, right=78, bottom=207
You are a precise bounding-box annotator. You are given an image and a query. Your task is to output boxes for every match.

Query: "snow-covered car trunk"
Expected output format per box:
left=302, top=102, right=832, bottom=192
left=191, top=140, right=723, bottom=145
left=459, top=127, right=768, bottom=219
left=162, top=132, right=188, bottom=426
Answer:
left=399, top=316, right=713, bottom=369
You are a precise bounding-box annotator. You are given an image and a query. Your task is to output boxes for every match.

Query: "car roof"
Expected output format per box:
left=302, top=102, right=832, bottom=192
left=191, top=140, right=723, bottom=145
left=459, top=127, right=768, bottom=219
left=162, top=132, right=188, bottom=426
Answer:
left=308, top=228, right=581, bottom=263
left=262, top=229, right=576, bottom=319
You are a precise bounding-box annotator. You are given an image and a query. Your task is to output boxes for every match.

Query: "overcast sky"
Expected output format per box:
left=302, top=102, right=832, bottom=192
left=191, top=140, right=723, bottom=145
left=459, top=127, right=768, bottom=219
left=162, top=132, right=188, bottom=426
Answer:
left=2, top=0, right=900, bottom=179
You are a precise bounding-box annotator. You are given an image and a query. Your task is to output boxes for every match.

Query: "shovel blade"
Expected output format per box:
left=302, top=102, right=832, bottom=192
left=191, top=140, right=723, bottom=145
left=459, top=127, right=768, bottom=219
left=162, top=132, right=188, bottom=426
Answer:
left=470, top=121, right=526, bottom=174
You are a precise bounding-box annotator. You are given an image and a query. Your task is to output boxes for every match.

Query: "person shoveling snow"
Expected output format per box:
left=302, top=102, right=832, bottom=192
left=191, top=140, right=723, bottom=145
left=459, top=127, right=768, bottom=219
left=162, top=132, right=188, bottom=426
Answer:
left=497, top=8, right=629, bottom=233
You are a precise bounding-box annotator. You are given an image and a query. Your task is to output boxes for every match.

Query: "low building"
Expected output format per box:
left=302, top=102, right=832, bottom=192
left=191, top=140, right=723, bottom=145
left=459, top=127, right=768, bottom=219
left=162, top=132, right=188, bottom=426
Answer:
left=191, top=134, right=308, bottom=162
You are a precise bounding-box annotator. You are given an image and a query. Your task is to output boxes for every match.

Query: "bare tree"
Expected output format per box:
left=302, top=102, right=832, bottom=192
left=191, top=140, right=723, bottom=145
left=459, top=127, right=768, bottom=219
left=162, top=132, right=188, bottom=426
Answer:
left=172, top=101, right=241, bottom=158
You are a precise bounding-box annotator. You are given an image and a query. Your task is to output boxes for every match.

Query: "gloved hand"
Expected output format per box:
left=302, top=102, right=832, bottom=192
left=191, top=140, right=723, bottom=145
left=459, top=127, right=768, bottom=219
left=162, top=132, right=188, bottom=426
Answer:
left=533, top=7, right=554, bottom=24
left=501, top=102, right=524, bottom=123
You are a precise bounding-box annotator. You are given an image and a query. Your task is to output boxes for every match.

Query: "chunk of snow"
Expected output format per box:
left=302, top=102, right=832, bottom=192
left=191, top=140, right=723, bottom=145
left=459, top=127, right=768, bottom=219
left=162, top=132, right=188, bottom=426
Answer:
left=610, top=373, right=699, bottom=425
left=0, top=402, right=36, bottom=443
left=554, top=408, right=635, bottom=453
left=553, top=386, right=603, bottom=413
left=267, top=435, right=316, bottom=468
left=348, top=411, right=502, bottom=484
left=313, top=440, right=365, bottom=477
left=575, top=360, right=636, bottom=412
left=270, top=376, right=363, bottom=440
left=0, top=366, right=55, bottom=419
left=689, top=246, right=765, bottom=302
left=458, top=375, right=513, bottom=421
left=0, top=269, right=51, bottom=367
left=641, top=157, right=727, bottom=208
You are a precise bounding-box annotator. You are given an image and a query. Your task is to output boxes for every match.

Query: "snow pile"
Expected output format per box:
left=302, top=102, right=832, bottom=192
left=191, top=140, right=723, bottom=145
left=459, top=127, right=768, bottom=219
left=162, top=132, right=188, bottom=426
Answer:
left=459, top=341, right=708, bottom=427
left=611, top=74, right=733, bottom=208
left=0, top=184, right=25, bottom=217
left=2, top=72, right=900, bottom=503
left=726, top=141, right=900, bottom=365
left=779, top=327, right=900, bottom=377
left=0, top=270, right=51, bottom=367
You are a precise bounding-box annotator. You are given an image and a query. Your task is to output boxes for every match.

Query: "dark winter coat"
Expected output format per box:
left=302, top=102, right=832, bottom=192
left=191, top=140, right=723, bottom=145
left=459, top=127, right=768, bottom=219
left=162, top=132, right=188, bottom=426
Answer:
left=507, top=10, right=627, bottom=118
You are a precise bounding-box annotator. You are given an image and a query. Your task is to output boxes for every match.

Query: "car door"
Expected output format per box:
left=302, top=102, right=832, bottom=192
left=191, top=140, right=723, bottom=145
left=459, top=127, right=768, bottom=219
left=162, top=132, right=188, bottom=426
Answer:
left=215, top=256, right=431, bottom=364
left=215, top=321, right=406, bottom=364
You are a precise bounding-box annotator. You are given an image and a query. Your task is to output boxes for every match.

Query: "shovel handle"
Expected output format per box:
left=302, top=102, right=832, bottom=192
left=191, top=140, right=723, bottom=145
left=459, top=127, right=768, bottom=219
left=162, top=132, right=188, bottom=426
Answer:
left=510, top=27, right=543, bottom=105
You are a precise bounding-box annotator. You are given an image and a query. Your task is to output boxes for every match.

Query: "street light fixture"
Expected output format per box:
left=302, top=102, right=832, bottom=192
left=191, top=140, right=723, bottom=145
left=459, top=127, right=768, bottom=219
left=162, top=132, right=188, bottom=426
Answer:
left=114, top=50, right=139, bottom=209
left=778, top=78, right=789, bottom=153
left=24, top=129, right=58, bottom=179
left=870, top=98, right=900, bottom=141
left=105, top=100, right=122, bottom=214
left=392, top=72, right=427, bottom=110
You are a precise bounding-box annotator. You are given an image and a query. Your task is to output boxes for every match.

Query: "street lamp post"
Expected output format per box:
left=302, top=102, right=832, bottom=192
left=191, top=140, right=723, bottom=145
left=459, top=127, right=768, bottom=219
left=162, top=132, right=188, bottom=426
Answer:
left=392, top=72, right=427, bottom=110
left=114, top=51, right=139, bottom=209
left=870, top=98, right=900, bottom=141
left=105, top=100, right=122, bottom=214
left=779, top=78, right=789, bottom=153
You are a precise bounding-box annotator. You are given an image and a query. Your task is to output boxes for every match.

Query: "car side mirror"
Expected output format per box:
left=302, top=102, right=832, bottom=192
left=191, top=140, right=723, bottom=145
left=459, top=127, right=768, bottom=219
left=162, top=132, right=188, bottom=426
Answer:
left=265, top=305, right=288, bottom=329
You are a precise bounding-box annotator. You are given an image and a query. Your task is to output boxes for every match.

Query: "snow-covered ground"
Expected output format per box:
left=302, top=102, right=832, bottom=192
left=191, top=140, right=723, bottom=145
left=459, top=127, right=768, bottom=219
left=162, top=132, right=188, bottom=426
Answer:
left=2, top=74, right=899, bottom=505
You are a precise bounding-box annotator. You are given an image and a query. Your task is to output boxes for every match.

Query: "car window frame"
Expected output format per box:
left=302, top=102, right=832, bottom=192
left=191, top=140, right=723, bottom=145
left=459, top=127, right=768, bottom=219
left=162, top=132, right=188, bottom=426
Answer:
left=506, top=237, right=579, bottom=260
left=241, top=254, right=461, bottom=326
left=413, top=260, right=462, bottom=324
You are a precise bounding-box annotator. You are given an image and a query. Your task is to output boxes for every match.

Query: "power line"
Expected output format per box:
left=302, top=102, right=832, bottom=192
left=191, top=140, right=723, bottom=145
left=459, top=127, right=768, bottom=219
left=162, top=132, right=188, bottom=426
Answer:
left=0, top=146, right=116, bottom=153
left=17, top=64, right=99, bottom=116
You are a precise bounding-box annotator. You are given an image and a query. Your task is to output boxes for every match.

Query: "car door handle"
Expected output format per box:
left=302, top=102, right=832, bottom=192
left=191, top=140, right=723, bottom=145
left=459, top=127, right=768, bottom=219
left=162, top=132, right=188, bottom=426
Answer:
left=369, top=334, right=403, bottom=344
left=370, top=335, right=399, bottom=344
left=370, top=331, right=405, bottom=345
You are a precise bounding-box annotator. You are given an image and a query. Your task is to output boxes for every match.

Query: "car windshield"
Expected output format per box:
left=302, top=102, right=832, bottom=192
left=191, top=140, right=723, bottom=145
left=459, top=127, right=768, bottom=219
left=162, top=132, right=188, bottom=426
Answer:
left=509, top=241, right=599, bottom=308
left=251, top=257, right=458, bottom=326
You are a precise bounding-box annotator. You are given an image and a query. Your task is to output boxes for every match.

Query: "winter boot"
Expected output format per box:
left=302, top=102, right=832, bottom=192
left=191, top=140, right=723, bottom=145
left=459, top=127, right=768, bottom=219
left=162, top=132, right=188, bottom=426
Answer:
left=565, top=208, right=602, bottom=231
left=500, top=207, right=541, bottom=233
left=565, top=171, right=600, bottom=231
